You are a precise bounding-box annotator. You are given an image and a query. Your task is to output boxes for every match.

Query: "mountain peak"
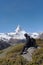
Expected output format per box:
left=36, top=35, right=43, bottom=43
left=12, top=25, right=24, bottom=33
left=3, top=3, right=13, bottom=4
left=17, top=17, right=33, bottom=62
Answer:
left=15, top=25, right=22, bottom=33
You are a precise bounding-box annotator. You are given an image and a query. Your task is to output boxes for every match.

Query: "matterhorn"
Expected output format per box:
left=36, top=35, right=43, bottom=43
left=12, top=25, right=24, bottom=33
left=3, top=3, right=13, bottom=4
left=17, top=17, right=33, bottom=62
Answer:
left=8, top=25, right=26, bottom=39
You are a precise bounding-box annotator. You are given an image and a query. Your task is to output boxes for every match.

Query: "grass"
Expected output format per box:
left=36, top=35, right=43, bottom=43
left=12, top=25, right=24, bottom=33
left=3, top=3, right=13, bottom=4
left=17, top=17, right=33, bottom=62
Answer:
left=0, top=39, right=43, bottom=65
left=0, top=50, right=3, bottom=54
left=36, top=39, right=43, bottom=47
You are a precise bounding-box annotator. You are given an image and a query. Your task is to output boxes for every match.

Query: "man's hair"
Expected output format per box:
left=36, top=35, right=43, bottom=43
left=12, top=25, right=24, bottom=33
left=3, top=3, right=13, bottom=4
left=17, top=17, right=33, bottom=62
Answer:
left=24, top=33, right=30, bottom=38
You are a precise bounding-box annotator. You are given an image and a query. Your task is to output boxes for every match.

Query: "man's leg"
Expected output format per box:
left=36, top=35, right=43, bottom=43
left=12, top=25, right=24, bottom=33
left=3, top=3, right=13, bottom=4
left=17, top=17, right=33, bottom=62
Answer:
left=20, top=45, right=26, bottom=54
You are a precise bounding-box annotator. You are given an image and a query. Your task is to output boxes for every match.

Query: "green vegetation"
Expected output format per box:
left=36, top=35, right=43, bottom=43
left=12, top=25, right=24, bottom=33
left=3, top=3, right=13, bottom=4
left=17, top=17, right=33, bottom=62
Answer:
left=0, top=39, right=43, bottom=65
left=36, top=39, right=43, bottom=47
left=0, top=50, right=3, bottom=54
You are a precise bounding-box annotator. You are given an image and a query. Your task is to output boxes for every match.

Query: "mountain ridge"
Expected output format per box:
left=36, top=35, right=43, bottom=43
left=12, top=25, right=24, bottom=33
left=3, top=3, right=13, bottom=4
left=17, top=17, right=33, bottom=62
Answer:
left=0, top=25, right=43, bottom=41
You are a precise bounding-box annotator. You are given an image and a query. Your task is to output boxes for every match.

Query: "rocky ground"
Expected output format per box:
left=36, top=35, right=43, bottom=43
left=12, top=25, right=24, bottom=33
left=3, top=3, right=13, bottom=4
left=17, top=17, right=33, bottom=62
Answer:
left=22, top=47, right=38, bottom=61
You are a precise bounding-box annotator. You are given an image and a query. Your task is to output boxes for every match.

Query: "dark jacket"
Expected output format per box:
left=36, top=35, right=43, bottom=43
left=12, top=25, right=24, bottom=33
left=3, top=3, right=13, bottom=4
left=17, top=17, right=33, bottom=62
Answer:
left=25, top=36, right=31, bottom=47
left=24, top=33, right=37, bottom=47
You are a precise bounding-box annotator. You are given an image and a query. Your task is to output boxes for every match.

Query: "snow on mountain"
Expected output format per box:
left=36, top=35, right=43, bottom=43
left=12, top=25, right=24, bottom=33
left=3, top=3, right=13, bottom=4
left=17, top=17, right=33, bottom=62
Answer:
left=30, top=33, right=39, bottom=39
left=0, top=25, right=43, bottom=41
left=0, top=25, right=26, bottom=41
left=8, top=25, right=26, bottom=39
left=15, top=25, right=22, bottom=33
left=0, top=33, right=11, bottom=41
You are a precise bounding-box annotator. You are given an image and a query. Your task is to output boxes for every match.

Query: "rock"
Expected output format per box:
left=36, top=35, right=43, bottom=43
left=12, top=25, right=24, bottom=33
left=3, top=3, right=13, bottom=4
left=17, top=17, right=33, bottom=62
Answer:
left=22, top=47, right=36, bottom=61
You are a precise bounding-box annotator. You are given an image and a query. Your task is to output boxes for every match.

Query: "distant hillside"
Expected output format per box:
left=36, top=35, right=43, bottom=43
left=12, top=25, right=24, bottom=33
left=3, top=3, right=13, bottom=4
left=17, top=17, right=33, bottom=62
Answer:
left=0, top=40, right=10, bottom=50
left=9, top=38, right=25, bottom=45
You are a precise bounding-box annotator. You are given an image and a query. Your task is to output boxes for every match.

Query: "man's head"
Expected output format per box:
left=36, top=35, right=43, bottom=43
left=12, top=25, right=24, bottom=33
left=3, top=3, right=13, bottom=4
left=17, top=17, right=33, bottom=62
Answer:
left=24, top=33, right=30, bottom=38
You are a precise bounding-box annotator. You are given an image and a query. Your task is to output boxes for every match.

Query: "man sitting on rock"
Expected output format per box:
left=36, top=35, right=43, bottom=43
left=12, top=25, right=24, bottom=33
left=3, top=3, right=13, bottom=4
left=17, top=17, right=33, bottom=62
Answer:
left=21, top=33, right=37, bottom=54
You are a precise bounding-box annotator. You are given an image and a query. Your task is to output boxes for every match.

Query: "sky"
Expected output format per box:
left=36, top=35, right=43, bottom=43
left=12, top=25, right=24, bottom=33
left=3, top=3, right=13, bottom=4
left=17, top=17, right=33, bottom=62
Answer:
left=0, top=0, right=43, bottom=33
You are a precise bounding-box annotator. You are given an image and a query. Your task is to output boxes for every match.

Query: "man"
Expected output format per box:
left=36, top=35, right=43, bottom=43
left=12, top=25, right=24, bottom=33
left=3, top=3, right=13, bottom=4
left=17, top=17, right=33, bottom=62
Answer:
left=21, top=33, right=31, bottom=54
left=20, top=33, right=37, bottom=54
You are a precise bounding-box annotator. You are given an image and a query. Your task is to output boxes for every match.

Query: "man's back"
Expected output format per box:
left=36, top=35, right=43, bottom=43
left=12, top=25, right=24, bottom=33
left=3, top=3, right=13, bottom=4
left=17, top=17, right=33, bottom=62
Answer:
left=26, top=36, right=31, bottom=46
